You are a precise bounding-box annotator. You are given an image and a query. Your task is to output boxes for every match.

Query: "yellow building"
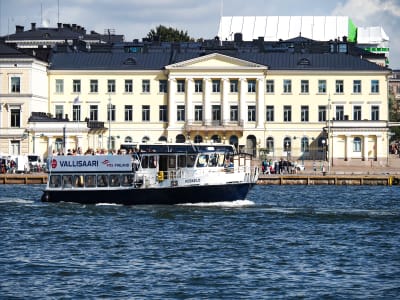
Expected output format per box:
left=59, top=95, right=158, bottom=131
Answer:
left=28, top=38, right=391, bottom=167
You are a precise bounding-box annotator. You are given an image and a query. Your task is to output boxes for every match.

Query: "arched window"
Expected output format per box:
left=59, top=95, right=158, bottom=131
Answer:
left=229, top=135, right=238, bottom=149
left=142, top=136, right=150, bottom=143
left=353, top=137, right=362, bottom=152
left=176, top=134, right=186, bottom=143
left=124, top=136, right=132, bottom=143
left=211, top=135, right=221, bottom=143
left=246, top=135, right=257, bottom=156
left=266, top=137, right=274, bottom=152
left=301, top=137, right=309, bottom=152
left=158, top=136, right=167, bottom=142
left=194, top=135, right=203, bottom=143
left=283, top=137, right=291, bottom=152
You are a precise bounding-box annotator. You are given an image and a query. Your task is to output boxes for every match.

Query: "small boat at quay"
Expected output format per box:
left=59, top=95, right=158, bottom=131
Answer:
left=41, top=143, right=259, bottom=205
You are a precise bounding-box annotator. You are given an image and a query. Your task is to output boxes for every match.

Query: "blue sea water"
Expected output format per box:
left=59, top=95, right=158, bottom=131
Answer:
left=0, top=184, right=399, bottom=299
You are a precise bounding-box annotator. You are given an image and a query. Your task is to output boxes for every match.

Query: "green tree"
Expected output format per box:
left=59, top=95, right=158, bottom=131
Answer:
left=147, top=25, right=193, bottom=42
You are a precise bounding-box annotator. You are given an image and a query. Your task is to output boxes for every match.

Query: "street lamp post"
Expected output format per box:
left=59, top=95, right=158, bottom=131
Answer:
left=322, top=139, right=326, bottom=163
left=286, top=141, right=289, bottom=161
left=327, top=95, right=331, bottom=173
left=108, top=95, right=112, bottom=153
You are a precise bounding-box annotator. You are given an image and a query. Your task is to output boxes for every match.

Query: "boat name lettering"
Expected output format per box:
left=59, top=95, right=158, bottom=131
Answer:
left=185, top=178, right=200, bottom=183
left=59, top=160, right=99, bottom=168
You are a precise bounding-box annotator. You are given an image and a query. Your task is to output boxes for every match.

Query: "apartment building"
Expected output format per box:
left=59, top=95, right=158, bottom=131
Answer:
left=0, top=42, right=48, bottom=156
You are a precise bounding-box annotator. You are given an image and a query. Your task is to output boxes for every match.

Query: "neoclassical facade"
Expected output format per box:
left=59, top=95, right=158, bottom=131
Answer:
left=24, top=39, right=391, bottom=167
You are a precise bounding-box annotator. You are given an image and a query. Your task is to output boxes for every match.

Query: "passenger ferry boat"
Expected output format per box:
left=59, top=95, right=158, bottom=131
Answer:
left=41, top=143, right=259, bottom=205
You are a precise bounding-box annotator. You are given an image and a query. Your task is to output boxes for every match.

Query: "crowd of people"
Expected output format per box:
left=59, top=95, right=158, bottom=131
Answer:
left=261, top=158, right=304, bottom=175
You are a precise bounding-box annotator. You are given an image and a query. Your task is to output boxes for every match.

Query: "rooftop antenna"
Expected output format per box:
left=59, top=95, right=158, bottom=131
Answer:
left=58, top=0, right=60, bottom=23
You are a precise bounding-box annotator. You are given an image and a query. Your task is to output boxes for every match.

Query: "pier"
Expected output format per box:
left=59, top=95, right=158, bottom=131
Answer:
left=257, top=174, right=399, bottom=185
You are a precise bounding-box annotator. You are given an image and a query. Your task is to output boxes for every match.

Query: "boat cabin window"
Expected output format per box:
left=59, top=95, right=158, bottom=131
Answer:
left=49, top=175, right=61, bottom=187
left=141, top=155, right=157, bottom=168
left=97, top=175, right=108, bottom=187
left=62, top=175, right=73, bottom=188
left=187, top=155, right=196, bottom=167
left=121, top=174, right=133, bottom=186
left=109, top=175, right=120, bottom=187
left=197, top=154, right=209, bottom=167
left=168, top=155, right=176, bottom=169
left=208, top=154, right=218, bottom=167
left=74, top=175, right=84, bottom=187
left=178, top=155, right=186, bottom=168
left=85, top=175, right=96, bottom=187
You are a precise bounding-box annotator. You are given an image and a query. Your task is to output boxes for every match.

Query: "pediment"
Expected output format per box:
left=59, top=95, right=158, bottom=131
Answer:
left=165, top=53, right=267, bottom=70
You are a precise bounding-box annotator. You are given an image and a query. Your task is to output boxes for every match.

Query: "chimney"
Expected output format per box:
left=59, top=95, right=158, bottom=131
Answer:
left=31, top=23, right=36, bottom=31
left=57, top=23, right=62, bottom=30
left=16, top=25, right=24, bottom=33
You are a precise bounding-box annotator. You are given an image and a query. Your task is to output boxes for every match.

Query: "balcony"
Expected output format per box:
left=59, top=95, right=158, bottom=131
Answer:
left=185, top=120, right=244, bottom=133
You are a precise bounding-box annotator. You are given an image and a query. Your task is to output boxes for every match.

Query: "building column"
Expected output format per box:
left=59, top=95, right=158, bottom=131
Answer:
left=168, top=78, right=177, bottom=129
left=256, top=77, right=264, bottom=128
left=203, top=78, right=211, bottom=125
left=239, top=78, right=247, bottom=125
left=345, top=135, right=351, bottom=161
left=186, top=78, right=194, bottom=124
left=363, top=134, right=369, bottom=161
left=221, top=78, right=229, bottom=125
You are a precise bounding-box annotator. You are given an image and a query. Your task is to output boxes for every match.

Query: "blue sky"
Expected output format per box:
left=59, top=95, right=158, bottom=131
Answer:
left=1, top=0, right=399, bottom=68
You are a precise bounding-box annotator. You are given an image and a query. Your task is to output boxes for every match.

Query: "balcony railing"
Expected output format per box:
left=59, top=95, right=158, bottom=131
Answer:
left=185, top=119, right=244, bottom=132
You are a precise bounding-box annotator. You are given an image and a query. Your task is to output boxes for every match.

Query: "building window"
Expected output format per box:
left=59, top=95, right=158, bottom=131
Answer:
left=56, top=79, right=64, bottom=93
left=108, top=79, right=116, bottom=93
left=353, top=80, right=362, bottom=93
left=90, top=79, right=98, bottom=93
left=335, top=80, right=344, bottom=93
left=301, top=105, right=309, bottom=122
left=230, top=80, right=238, bottom=93
left=283, top=79, right=292, bottom=93
left=318, top=105, right=327, bottom=122
left=177, top=105, right=185, bottom=121
left=125, top=80, right=133, bottom=93
left=159, top=105, right=167, bottom=122
left=230, top=105, right=238, bottom=121
left=108, top=104, right=116, bottom=121
left=212, top=105, right=221, bottom=123
left=73, top=79, right=81, bottom=93
left=194, top=80, right=203, bottom=93
left=125, top=105, right=133, bottom=121
left=371, top=80, right=379, bottom=93
left=11, top=77, right=20, bottom=93
left=301, top=80, right=309, bottom=93
left=159, top=80, right=167, bottom=93
left=55, top=105, right=64, bottom=119
left=10, top=108, right=20, bottom=127
left=10, top=140, right=20, bottom=155
left=248, top=105, right=256, bottom=122
left=336, top=105, right=344, bottom=120
left=353, top=137, right=362, bottom=152
left=353, top=105, right=362, bottom=121
left=283, top=105, right=292, bottom=122
left=90, top=105, right=98, bottom=121
left=142, top=79, right=150, bottom=93
left=266, top=137, right=274, bottom=152
left=195, top=105, right=203, bottom=121
left=212, top=80, right=220, bottom=93
left=318, top=80, right=326, bottom=93
left=266, top=80, right=274, bottom=93
left=371, top=105, right=379, bottom=120
left=301, top=137, right=309, bottom=152
left=177, top=80, right=185, bottom=93
left=266, top=105, right=274, bottom=122
left=248, top=80, right=256, bottom=93
left=142, top=105, right=150, bottom=121
left=72, top=105, right=81, bottom=121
